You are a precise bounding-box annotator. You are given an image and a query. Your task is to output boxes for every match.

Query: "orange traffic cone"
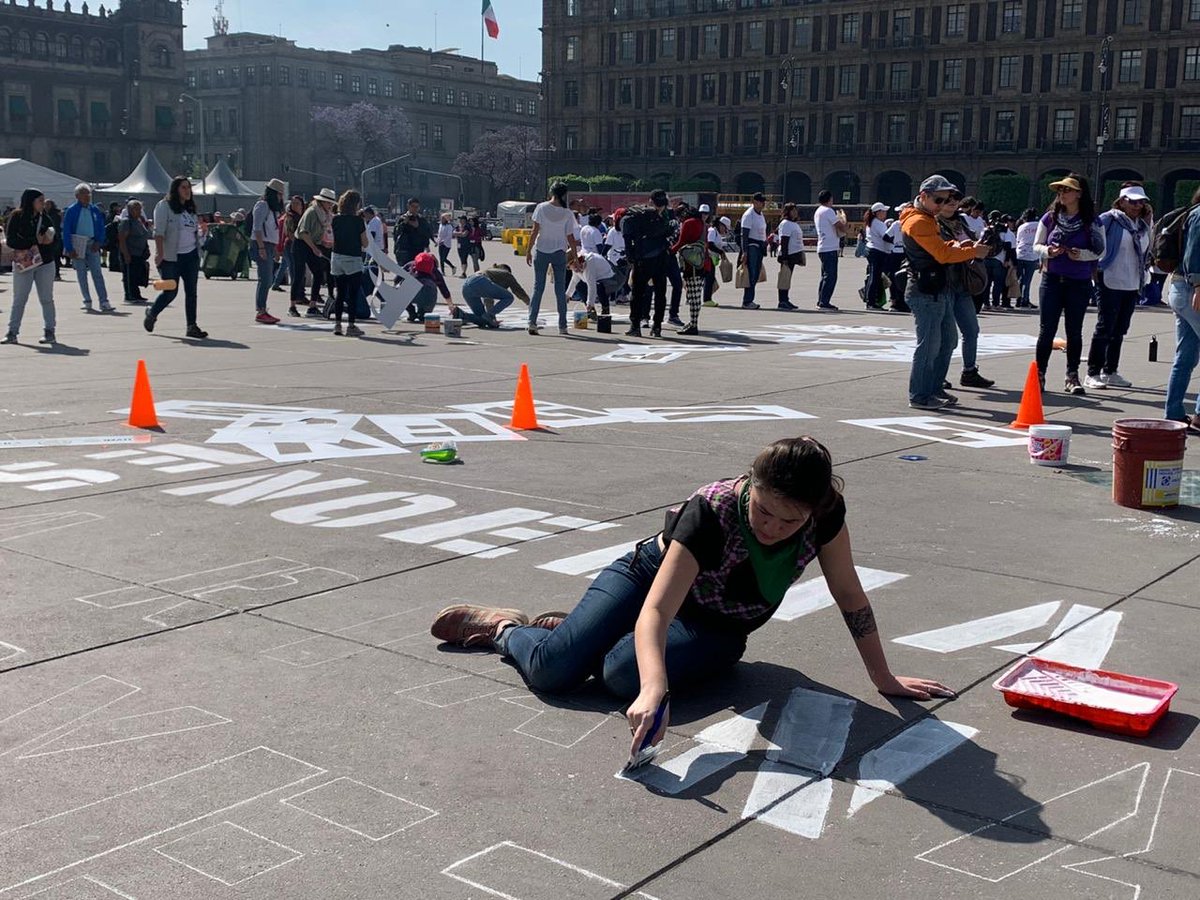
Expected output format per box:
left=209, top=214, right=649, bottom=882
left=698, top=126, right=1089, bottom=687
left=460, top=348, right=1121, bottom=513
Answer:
left=1009, top=360, right=1045, bottom=430
left=509, top=363, right=540, bottom=430
left=127, top=359, right=160, bottom=430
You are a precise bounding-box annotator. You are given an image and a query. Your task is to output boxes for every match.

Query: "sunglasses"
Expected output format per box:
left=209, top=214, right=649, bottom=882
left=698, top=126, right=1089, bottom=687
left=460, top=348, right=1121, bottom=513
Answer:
left=929, top=195, right=951, bottom=205
left=1055, top=187, right=1079, bottom=194
left=1124, top=197, right=1147, bottom=204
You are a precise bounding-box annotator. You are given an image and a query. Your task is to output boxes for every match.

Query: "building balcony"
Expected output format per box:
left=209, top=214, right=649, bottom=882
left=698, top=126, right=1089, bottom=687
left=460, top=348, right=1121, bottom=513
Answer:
left=978, top=139, right=1018, bottom=152
left=868, top=88, right=923, bottom=103
left=1036, top=138, right=1086, bottom=152
left=1164, top=136, right=1200, bottom=151
left=870, top=35, right=926, bottom=50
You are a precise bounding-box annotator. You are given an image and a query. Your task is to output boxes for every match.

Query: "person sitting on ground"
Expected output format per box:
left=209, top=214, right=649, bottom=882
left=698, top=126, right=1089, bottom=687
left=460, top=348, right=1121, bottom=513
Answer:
left=458, top=263, right=526, bottom=329
left=402, top=251, right=451, bottom=323
left=431, top=437, right=953, bottom=757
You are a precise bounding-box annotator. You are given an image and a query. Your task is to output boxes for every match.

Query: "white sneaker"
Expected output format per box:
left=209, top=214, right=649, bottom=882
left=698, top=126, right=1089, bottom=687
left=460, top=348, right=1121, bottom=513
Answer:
left=1104, top=372, right=1132, bottom=388
left=1083, top=374, right=1108, bottom=390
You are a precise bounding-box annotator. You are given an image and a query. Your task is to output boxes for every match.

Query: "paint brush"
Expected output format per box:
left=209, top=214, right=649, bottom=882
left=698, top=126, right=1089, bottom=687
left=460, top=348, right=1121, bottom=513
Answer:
left=620, top=692, right=670, bottom=775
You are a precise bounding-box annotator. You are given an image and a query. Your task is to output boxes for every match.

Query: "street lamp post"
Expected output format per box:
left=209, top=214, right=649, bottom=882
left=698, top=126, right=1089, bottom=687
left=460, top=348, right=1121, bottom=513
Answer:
left=779, top=56, right=796, bottom=203
left=361, top=154, right=412, bottom=209
left=1095, top=35, right=1113, bottom=195
left=179, top=92, right=205, bottom=193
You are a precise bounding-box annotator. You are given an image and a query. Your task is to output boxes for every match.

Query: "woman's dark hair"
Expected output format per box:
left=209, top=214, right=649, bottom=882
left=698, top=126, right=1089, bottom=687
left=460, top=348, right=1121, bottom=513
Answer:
left=587, top=212, right=603, bottom=227
left=337, top=189, right=362, bottom=216
left=960, top=195, right=978, bottom=211
left=18, top=188, right=43, bottom=217
left=862, top=207, right=875, bottom=228
left=782, top=202, right=798, bottom=222
left=1047, top=172, right=1096, bottom=226
left=166, top=175, right=196, bottom=215
left=264, top=186, right=285, bottom=214
left=549, top=181, right=569, bottom=205
left=1018, top=207, right=1038, bottom=224
left=750, top=437, right=843, bottom=516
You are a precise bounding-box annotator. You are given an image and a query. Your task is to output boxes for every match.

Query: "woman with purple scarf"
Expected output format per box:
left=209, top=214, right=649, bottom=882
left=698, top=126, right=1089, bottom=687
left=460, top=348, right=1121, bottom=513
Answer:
left=1033, top=173, right=1105, bottom=395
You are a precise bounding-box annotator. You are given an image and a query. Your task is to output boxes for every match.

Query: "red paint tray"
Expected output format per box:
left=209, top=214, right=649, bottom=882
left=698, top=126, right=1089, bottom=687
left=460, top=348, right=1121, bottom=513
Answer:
left=993, top=657, right=1178, bottom=737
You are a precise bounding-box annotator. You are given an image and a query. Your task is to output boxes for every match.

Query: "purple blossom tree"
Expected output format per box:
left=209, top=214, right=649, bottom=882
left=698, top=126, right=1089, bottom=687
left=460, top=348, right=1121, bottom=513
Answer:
left=310, top=102, right=411, bottom=181
left=453, top=126, right=542, bottom=199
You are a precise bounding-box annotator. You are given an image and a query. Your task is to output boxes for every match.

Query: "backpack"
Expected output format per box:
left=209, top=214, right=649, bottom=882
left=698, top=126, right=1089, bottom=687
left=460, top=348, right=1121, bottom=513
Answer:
left=1150, top=203, right=1199, bottom=274
left=620, top=205, right=670, bottom=261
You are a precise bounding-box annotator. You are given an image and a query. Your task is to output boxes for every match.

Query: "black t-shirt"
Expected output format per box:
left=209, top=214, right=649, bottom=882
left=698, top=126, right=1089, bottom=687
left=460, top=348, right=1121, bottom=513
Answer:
left=332, top=214, right=365, bottom=256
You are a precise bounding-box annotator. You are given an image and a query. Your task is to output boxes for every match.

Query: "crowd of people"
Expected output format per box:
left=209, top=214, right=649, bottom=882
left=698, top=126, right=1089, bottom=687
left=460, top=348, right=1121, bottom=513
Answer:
left=3, top=171, right=1199, bottom=432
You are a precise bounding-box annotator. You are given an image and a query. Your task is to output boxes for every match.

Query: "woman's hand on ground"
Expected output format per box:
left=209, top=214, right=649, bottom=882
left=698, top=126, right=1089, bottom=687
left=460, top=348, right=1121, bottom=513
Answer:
left=626, top=687, right=669, bottom=757
left=875, top=674, right=956, bottom=700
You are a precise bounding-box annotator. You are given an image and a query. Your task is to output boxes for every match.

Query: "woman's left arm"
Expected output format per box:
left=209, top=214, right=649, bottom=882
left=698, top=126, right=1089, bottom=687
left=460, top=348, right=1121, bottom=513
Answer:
left=818, top=525, right=955, bottom=700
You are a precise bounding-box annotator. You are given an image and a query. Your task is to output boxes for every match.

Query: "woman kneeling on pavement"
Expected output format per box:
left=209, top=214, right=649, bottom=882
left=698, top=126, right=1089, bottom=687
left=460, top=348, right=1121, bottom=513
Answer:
left=900, top=175, right=991, bottom=410
left=431, top=437, right=953, bottom=754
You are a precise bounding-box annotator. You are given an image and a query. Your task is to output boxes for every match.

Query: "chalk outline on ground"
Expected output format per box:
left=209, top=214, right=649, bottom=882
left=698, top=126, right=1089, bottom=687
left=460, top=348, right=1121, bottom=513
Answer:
left=153, top=821, right=302, bottom=886
left=16, top=706, right=233, bottom=759
left=280, top=777, right=439, bottom=841
left=441, top=841, right=662, bottom=900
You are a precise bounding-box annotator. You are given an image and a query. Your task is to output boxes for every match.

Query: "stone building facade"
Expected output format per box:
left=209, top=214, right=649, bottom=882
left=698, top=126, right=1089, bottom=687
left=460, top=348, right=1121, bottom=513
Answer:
left=184, top=33, right=541, bottom=209
left=0, top=0, right=186, bottom=180
left=542, top=0, right=1200, bottom=209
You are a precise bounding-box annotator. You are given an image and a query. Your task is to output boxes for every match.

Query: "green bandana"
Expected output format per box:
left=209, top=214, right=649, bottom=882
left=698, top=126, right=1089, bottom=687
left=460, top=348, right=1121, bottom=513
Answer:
left=736, top=481, right=800, bottom=607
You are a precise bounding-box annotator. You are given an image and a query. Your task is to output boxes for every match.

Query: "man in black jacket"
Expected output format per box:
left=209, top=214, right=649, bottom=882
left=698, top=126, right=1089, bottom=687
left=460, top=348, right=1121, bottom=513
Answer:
left=393, top=197, right=433, bottom=267
left=620, top=189, right=672, bottom=338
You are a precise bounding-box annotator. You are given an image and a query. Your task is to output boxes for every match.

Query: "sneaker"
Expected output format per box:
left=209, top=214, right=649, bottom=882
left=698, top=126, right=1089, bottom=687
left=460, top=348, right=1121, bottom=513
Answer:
left=288, top=306, right=301, bottom=317
left=345, top=324, right=364, bottom=337
left=960, top=369, right=995, bottom=389
left=430, top=604, right=530, bottom=648
left=1083, top=373, right=1108, bottom=390
left=624, top=326, right=642, bottom=337
left=529, top=610, right=570, bottom=631
left=1065, top=374, right=1086, bottom=396
left=741, top=302, right=760, bottom=310
left=649, top=326, right=662, bottom=338
left=816, top=302, right=838, bottom=310
left=1, top=332, right=17, bottom=344
left=143, top=310, right=156, bottom=333
left=934, top=392, right=960, bottom=406
left=98, top=303, right=114, bottom=313
left=703, top=299, right=719, bottom=307
left=305, top=306, right=324, bottom=318
left=81, top=302, right=93, bottom=312
left=667, top=315, right=685, bottom=327
left=527, top=325, right=539, bottom=335
left=777, top=300, right=799, bottom=311
left=271, top=285, right=285, bottom=292
left=588, top=308, right=598, bottom=321
left=255, top=311, right=280, bottom=324
left=858, top=287, right=867, bottom=302
left=333, top=325, right=343, bottom=336
left=559, top=325, right=569, bottom=335
left=39, top=330, right=55, bottom=345
left=678, top=323, right=699, bottom=336
left=1104, top=372, right=1132, bottom=388
left=942, top=380, right=953, bottom=390
left=186, top=324, right=209, bottom=340
left=909, top=397, right=953, bottom=410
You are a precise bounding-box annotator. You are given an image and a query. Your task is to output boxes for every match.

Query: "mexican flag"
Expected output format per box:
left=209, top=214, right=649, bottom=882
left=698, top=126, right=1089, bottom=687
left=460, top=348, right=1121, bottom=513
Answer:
left=482, top=0, right=499, bottom=39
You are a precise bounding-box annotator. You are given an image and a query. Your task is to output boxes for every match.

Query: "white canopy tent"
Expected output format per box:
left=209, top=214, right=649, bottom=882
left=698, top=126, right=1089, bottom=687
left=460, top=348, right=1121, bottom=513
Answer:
left=94, top=150, right=175, bottom=207
left=192, top=158, right=259, bottom=213
left=0, top=158, right=84, bottom=208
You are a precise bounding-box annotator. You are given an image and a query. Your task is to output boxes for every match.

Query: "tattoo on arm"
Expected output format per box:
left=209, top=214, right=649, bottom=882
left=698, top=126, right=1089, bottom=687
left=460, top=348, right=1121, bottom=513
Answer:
left=842, top=605, right=878, bottom=641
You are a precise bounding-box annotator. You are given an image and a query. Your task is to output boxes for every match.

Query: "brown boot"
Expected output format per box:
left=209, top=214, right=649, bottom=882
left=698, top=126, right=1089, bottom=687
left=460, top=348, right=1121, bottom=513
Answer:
left=430, top=604, right=529, bottom=648
left=529, top=610, right=570, bottom=631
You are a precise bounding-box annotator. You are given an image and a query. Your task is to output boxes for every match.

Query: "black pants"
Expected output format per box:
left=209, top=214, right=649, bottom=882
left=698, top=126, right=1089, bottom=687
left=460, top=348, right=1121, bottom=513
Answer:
left=666, top=254, right=683, bottom=317
left=1086, top=276, right=1138, bottom=376
left=886, top=255, right=908, bottom=308
left=864, top=248, right=889, bottom=307
left=333, top=271, right=361, bottom=326
left=150, top=249, right=200, bottom=327
left=1036, top=274, right=1092, bottom=376
left=438, top=244, right=456, bottom=272
left=290, top=241, right=326, bottom=307
left=122, top=255, right=148, bottom=301
left=630, top=253, right=668, bottom=327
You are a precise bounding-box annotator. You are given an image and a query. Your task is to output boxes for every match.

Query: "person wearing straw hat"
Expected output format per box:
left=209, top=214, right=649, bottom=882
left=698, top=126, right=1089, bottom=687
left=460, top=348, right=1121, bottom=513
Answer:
left=291, top=188, right=336, bottom=319
left=1084, top=184, right=1152, bottom=390
left=251, top=177, right=287, bottom=324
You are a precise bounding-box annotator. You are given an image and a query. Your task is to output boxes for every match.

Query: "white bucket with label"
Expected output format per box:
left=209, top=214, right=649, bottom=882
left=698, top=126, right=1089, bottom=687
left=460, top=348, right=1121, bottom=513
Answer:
left=1028, top=424, right=1072, bottom=466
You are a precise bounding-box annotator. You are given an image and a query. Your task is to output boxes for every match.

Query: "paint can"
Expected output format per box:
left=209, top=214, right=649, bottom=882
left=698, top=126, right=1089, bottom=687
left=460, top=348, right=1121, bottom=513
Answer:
left=442, top=319, right=462, bottom=338
left=152, top=279, right=177, bottom=291
left=423, top=314, right=441, bottom=334
left=1028, top=424, right=1072, bottom=466
left=573, top=310, right=589, bottom=330
left=1112, top=418, right=1188, bottom=509
left=596, top=314, right=612, bottom=334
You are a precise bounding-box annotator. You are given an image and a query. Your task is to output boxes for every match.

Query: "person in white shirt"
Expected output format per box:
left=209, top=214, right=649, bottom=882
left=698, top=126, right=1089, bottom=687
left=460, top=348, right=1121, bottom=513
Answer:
left=568, top=249, right=617, bottom=318
left=1014, top=208, right=1040, bottom=308
left=775, top=203, right=804, bottom=310
left=704, top=215, right=730, bottom=306
left=435, top=213, right=457, bottom=275
left=580, top=211, right=604, bottom=254
left=813, top=190, right=843, bottom=309
left=738, top=192, right=768, bottom=308
left=860, top=202, right=891, bottom=309
left=525, top=182, right=579, bottom=335
left=884, top=211, right=909, bottom=311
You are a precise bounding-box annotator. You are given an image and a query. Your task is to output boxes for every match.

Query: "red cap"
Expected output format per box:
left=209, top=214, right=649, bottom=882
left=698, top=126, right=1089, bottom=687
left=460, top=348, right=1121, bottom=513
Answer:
left=413, top=252, right=436, bottom=275
left=613, top=207, right=627, bottom=226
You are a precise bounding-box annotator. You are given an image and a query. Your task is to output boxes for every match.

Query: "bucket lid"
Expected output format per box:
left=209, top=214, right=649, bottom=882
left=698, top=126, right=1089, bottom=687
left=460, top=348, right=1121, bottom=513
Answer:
left=1113, top=418, right=1187, bottom=433
left=1028, top=424, right=1072, bottom=436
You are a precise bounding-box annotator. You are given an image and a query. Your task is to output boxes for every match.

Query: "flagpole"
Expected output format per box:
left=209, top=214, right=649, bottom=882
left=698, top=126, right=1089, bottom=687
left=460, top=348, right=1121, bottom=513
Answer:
left=480, top=12, right=485, bottom=63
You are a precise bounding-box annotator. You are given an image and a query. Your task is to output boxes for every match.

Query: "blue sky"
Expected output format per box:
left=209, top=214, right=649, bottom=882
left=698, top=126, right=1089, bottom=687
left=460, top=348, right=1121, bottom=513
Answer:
left=184, top=1, right=544, bottom=81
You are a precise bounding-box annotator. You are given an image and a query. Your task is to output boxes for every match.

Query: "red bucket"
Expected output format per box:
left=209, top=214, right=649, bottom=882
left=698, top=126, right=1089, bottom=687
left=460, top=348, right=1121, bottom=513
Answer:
left=1112, top=418, right=1188, bottom=509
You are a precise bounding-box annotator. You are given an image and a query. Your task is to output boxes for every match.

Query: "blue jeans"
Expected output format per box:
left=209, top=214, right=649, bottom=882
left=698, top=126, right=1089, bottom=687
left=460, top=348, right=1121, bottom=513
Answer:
left=529, top=249, right=567, bottom=329
left=1017, top=260, right=1038, bottom=305
left=818, top=251, right=838, bottom=306
left=496, top=540, right=746, bottom=700
left=951, top=291, right=979, bottom=371
left=150, top=249, right=201, bottom=327
left=72, top=237, right=108, bottom=306
left=249, top=243, right=274, bottom=312
left=1035, top=274, right=1091, bottom=376
left=907, top=288, right=958, bottom=402
left=742, top=242, right=764, bottom=305
left=461, top=274, right=514, bottom=325
left=272, top=246, right=292, bottom=287
left=1165, top=279, right=1200, bottom=421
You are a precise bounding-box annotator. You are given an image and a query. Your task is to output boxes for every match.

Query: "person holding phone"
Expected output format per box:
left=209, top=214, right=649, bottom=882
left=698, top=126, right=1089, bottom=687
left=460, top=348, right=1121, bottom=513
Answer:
left=430, top=437, right=953, bottom=759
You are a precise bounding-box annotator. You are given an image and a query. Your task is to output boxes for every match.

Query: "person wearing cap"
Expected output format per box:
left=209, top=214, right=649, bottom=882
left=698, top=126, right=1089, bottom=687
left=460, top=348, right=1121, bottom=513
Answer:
left=936, top=192, right=997, bottom=390
left=1082, top=184, right=1152, bottom=389
left=884, top=207, right=910, bottom=312
left=738, top=192, right=768, bottom=309
left=249, top=178, right=286, bottom=324
left=899, top=174, right=991, bottom=410
left=1034, top=173, right=1105, bottom=396
left=861, top=202, right=891, bottom=310
left=402, top=251, right=452, bottom=322
left=1013, top=208, right=1041, bottom=309
left=394, top=197, right=433, bottom=268
left=291, top=189, right=336, bottom=319
left=1164, top=186, right=1200, bottom=432
left=775, top=202, right=804, bottom=311
left=704, top=215, right=732, bottom=307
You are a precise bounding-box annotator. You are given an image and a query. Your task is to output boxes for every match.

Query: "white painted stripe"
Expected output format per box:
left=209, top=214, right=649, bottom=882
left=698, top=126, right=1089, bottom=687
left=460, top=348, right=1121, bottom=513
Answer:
left=742, top=762, right=832, bottom=839
left=85, top=450, right=146, bottom=460
left=892, top=601, right=1062, bottom=653
left=127, top=455, right=185, bottom=466
left=151, top=443, right=262, bottom=464
left=539, top=515, right=602, bottom=529
left=693, top=702, right=768, bottom=753
left=767, top=688, right=856, bottom=775
left=434, top=539, right=499, bottom=555
left=772, top=567, right=908, bottom=622
left=474, top=547, right=519, bottom=560
left=489, top=527, right=553, bottom=541
left=847, top=720, right=978, bottom=816
left=155, top=462, right=219, bottom=474
left=0, top=435, right=149, bottom=450
left=537, top=541, right=639, bottom=577
left=383, top=509, right=550, bottom=545
left=996, top=604, right=1122, bottom=670
left=623, top=743, right=746, bottom=794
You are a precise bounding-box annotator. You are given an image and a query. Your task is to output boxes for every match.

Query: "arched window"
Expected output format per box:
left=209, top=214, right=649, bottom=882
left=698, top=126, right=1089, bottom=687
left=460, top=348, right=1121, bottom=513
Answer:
left=0, top=30, right=12, bottom=55
left=70, top=36, right=84, bottom=61
left=55, top=34, right=68, bottom=60
left=153, top=43, right=171, bottom=68
left=89, top=38, right=103, bottom=65
left=32, top=33, right=48, bottom=58
left=104, top=41, right=120, bottom=65
left=16, top=31, right=31, bottom=55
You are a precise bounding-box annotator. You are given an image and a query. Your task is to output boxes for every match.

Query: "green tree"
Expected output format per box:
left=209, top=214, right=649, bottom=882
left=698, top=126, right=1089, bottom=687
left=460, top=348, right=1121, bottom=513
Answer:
left=978, top=174, right=1031, bottom=215
left=1175, top=180, right=1200, bottom=207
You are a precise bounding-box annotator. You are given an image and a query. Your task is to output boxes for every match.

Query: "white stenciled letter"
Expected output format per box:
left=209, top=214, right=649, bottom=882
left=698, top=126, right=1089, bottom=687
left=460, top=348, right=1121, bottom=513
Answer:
left=272, top=492, right=456, bottom=528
